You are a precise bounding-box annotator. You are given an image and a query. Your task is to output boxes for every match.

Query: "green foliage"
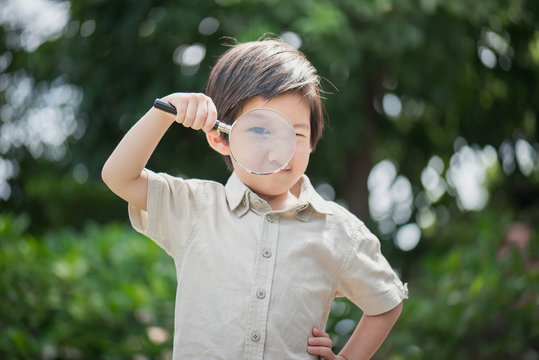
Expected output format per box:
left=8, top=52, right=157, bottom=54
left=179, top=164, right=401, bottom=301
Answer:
left=390, top=212, right=538, bottom=359
left=0, top=214, right=176, bottom=359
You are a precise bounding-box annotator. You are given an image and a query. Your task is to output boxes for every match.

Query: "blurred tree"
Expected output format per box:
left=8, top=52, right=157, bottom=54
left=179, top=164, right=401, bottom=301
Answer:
left=0, top=0, right=537, bottom=232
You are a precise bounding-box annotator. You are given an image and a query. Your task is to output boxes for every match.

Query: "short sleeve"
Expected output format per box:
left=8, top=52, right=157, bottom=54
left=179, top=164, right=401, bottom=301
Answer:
left=128, top=169, right=199, bottom=257
left=336, top=223, right=408, bottom=315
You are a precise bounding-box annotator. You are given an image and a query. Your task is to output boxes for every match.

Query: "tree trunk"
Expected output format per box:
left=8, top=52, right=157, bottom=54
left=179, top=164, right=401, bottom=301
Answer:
left=344, top=69, right=382, bottom=220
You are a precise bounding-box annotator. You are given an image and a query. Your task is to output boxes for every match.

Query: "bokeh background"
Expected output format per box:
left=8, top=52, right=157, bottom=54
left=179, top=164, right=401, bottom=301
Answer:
left=1, top=0, right=538, bottom=359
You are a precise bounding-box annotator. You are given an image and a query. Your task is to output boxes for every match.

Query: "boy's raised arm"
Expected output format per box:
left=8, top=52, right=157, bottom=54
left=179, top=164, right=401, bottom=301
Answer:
left=101, top=93, right=218, bottom=211
left=101, top=106, right=174, bottom=211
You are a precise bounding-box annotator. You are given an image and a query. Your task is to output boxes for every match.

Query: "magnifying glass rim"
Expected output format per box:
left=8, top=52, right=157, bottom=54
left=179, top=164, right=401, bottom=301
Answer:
left=228, top=107, right=297, bottom=175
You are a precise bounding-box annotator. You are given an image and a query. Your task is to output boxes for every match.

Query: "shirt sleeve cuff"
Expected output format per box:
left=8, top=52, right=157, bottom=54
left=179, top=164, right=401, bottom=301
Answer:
left=358, top=282, right=409, bottom=316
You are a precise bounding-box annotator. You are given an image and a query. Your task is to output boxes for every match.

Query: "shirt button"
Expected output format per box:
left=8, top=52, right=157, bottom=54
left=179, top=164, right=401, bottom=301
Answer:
left=256, top=289, right=266, bottom=299
left=262, top=248, right=272, bottom=258
left=251, top=330, right=261, bottom=342
left=267, top=215, right=274, bottom=223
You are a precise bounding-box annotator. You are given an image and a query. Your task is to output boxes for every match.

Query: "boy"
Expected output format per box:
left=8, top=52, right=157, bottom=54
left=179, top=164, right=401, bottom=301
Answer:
left=102, top=39, right=407, bottom=359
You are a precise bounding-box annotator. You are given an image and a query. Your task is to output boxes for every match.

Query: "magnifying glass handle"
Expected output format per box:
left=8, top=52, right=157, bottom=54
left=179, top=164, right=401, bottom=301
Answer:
left=153, top=98, right=178, bottom=114
left=153, top=98, right=230, bottom=133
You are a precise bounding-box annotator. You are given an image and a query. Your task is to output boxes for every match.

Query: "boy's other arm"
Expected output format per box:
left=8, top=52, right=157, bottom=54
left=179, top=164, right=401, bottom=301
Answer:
left=101, top=93, right=218, bottom=211
left=308, top=301, right=403, bottom=360
left=339, top=301, right=403, bottom=360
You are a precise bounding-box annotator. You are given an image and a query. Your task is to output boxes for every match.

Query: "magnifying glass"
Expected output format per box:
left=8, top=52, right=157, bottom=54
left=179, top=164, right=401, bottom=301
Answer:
left=153, top=99, right=296, bottom=175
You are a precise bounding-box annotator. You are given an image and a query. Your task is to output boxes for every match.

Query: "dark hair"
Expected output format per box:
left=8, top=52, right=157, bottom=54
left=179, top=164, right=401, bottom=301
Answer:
left=205, top=38, right=324, bottom=170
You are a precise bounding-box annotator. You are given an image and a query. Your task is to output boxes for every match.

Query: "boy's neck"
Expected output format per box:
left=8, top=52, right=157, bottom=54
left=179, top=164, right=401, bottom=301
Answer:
left=261, top=191, right=298, bottom=211
left=258, top=177, right=303, bottom=211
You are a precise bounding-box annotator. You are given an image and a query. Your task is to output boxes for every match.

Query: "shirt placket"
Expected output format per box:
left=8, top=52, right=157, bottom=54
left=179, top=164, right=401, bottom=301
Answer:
left=244, top=212, right=279, bottom=359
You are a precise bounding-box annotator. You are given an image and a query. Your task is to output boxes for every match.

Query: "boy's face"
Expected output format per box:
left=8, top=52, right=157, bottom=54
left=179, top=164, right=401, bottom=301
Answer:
left=231, top=93, right=312, bottom=203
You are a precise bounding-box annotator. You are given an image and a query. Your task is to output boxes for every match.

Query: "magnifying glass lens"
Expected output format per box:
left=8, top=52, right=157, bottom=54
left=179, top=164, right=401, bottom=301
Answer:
left=229, top=108, right=296, bottom=175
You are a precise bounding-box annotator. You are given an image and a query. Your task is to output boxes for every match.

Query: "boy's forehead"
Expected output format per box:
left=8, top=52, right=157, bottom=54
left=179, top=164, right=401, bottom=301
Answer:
left=239, top=94, right=311, bottom=127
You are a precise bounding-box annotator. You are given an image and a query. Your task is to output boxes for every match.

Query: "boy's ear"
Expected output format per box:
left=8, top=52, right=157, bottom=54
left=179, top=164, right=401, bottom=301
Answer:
left=206, top=131, right=231, bottom=156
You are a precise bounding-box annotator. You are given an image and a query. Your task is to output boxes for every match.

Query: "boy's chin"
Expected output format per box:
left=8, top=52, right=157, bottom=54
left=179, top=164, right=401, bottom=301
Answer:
left=245, top=176, right=300, bottom=198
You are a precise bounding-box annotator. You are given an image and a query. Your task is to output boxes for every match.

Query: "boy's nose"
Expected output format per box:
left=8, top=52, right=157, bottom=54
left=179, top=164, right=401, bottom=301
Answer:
left=266, top=146, right=289, bottom=169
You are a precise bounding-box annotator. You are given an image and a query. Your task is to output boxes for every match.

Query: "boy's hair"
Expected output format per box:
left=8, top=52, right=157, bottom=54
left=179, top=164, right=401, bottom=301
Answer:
left=205, top=38, right=324, bottom=171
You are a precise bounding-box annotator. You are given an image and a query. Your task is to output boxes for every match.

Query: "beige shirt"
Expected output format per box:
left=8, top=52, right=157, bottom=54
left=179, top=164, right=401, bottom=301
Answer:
left=129, top=170, right=408, bottom=359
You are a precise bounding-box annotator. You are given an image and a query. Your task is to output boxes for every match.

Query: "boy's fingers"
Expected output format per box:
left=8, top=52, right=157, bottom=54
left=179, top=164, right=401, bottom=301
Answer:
left=308, top=330, right=334, bottom=360
left=169, top=97, right=187, bottom=125
left=191, top=100, right=208, bottom=130
left=202, top=100, right=218, bottom=133
left=307, top=346, right=335, bottom=360
left=308, top=336, right=332, bottom=347
left=312, top=328, right=330, bottom=338
left=182, top=94, right=199, bottom=128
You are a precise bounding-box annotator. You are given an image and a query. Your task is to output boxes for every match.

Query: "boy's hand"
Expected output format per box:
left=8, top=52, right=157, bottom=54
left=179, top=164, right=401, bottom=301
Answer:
left=307, top=328, right=346, bottom=360
left=160, top=92, right=219, bottom=136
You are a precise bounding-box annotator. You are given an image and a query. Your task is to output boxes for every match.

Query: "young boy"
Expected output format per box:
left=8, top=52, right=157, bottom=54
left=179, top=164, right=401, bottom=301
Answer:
left=102, top=39, right=407, bottom=360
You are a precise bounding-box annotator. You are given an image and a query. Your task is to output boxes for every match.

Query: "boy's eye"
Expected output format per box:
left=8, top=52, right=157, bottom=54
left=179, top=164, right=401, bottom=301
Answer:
left=249, top=127, right=271, bottom=135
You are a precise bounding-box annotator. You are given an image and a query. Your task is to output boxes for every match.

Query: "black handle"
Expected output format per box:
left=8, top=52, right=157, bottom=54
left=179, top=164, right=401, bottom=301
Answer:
left=153, top=98, right=177, bottom=115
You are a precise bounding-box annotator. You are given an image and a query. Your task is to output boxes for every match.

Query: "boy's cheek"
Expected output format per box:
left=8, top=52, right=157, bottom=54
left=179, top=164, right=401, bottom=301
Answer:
left=294, top=145, right=312, bottom=159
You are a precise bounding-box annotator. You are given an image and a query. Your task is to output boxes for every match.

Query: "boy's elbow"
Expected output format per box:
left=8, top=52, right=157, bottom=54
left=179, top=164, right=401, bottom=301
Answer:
left=101, top=163, right=125, bottom=199
left=101, top=163, right=110, bottom=185
left=101, top=161, right=115, bottom=189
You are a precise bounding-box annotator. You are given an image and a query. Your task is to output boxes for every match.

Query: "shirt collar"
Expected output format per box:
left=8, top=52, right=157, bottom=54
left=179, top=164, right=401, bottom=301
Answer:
left=297, top=175, right=333, bottom=216
left=224, top=172, right=252, bottom=217
left=225, top=172, right=333, bottom=218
